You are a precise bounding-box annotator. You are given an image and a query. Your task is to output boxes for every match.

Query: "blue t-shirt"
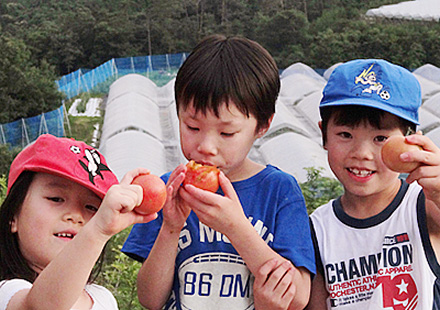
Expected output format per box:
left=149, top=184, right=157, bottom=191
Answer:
left=122, top=165, right=315, bottom=309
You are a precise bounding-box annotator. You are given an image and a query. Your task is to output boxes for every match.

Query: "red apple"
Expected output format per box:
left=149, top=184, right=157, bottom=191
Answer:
left=381, top=135, right=422, bottom=173
left=132, top=174, right=167, bottom=215
left=183, top=160, right=220, bottom=192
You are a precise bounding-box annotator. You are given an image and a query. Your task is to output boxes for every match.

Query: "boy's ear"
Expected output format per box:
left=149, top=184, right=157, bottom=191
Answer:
left=318, top=121, right=327, bottom=149
left=257, top=114, right=274, bottom=138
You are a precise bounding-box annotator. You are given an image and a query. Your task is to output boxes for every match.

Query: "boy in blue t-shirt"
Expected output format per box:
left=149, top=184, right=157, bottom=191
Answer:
left=122, top=34, right=315, bottom=310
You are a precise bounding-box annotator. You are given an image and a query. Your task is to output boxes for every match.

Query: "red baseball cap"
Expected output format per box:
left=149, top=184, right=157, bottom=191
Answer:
left=7, top=134, right=118, bottom=199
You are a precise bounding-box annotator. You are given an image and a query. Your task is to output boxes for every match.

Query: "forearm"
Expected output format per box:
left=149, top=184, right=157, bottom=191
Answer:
left=228, top=220, right=311, bottom=308
left=23, top=223, right=109, bottom=309
left=137, top=223, right=181, bottom=310
left=227, top=219, right=283, bottom=274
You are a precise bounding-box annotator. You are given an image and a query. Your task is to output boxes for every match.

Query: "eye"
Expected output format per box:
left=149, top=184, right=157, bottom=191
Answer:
left=187, top=125, right=199, bottom=132
left=47, top=196, right=64, bottom=203
left=375, top=135, right=388, bottom=143
left=338, top=131, right=352, bottom=139
left=221, top=132, right=235, bottom=137
left=85, top=205, right=99, bottom=213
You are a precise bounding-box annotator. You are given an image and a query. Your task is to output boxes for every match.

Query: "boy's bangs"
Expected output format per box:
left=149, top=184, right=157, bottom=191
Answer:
left=177, top=75, right=248, bottom=118
left=327, top=105, right=415, bottom=134
left=331, top=106, right=385, bottom=130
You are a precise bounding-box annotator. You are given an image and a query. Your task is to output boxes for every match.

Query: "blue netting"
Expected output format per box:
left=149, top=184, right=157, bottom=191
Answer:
left=56, top=53, right=188, bottom=100
left=0, top=106, right=64, bottom=148
left=4, top=52, right=329, bottom=149
left=56, top=60, right=117, bottom=99
left=2, top=53, right=189, bottom=148
left=3, top=53, right=189, bottom=148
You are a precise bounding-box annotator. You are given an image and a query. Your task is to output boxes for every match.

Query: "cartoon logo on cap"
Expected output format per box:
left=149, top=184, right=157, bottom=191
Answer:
left=354, top=64, right=390, bottom=100
left=76, top=147, right=111, bottom=185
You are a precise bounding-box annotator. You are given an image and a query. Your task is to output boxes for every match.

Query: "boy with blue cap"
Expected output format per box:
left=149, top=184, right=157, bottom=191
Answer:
left=308, top=59, right=440, bottom=309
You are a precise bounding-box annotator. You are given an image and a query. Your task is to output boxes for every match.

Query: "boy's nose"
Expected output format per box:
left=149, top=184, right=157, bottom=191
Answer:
left=197, top=136, right=218, bottom=156
left=351, top=141, right=374, bottom=160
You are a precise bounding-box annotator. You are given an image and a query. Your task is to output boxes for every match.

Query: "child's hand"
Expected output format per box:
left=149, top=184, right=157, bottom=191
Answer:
left=253, top=258, right=297, bottom=310
left=404, top=133, right=440, bottom=203
left=179, top=171, right=248, bottom=235
left=93, top=168, right=158, bottom=239
left=161, top=164, right=192, bottom=231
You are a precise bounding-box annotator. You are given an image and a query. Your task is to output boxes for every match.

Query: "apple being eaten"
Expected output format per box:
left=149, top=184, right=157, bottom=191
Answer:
left=184, top=160, right=220, bottom=192
left=132, top=174, right=167, bottom=215
left=381, top=135, right=422, bottom=173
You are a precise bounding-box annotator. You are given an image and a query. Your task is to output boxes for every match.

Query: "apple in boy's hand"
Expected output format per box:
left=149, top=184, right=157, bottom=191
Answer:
left=184, top=160, right=220, bottom=192
left=381, top=135, right=422, bottom=173
left=132, top=174, right=167, bottom=215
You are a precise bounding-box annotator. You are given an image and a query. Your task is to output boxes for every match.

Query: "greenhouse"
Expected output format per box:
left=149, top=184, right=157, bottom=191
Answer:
left=98, top=60, right=440, bottom=183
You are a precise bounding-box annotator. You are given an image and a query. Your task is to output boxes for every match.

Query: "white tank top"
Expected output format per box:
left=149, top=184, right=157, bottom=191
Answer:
left=311, top=181, right=440, bottom=309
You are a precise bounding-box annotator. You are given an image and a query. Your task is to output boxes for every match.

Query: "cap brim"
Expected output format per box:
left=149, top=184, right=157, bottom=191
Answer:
left=27, top=166, right=108, bottom=199
left=320, top=98, right=419, bottom=125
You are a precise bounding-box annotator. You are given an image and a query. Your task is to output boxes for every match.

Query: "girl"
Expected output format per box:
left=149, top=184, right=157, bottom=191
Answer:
left=0, top=134, right=157, bottom=309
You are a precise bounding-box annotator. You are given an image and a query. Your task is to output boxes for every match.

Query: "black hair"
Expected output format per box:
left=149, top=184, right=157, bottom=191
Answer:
left=320, top=105, right=417, bottom=146
left=0, top=171, right=105, bottom=283
left=175, top=34, right=280, bottom=132
left=0, top=171, right=36, bottom=282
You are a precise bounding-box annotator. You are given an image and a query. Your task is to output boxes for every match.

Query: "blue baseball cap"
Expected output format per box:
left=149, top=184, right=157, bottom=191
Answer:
left=320, top=59, right=421, bottom=125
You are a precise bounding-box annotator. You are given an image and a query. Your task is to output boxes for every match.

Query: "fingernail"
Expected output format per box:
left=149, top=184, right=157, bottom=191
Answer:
left=400, top=153, right=410, bottom=161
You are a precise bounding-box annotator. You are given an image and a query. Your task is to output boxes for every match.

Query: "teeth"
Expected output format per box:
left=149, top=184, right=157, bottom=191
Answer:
left=349, top=168, right=373, bottom=177
left=56, top=233, right=74, bottom=238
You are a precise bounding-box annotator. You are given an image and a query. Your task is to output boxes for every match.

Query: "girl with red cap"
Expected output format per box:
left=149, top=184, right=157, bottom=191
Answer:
left=0, top=134, right=157, bottom=309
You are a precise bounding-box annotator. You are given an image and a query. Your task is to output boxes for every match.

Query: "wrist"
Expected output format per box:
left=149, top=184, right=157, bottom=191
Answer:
left=161, top=221, right=184, bottom=236
left=224, top=216, right=254, bottom=241
left=81, top=218, right=112, bottom=245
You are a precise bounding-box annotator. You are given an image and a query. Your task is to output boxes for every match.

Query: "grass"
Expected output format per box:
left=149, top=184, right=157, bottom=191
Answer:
left=66, top=115, right=102, bottom=145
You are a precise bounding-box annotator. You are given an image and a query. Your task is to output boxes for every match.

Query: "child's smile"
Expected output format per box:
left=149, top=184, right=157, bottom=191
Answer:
left=54, top=231, right=76, bottom=241
left=347, top=167, right=375, bottom=179
left=11, top=173, right=101, bottom=272
left=325, top=114, right=403, bottom=204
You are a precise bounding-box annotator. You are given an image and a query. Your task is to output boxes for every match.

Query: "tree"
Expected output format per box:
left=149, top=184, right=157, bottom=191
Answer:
left=300, top=167, right=343, bottom=214
left=1, top=0, right=439, bottom=80
left=254, top=9, right=310, bottom=68
left=0, top=144, right=20, bottom=178
left=0, top=175, right=6, bottom=205
left=0, top=35, right=63, bottom=123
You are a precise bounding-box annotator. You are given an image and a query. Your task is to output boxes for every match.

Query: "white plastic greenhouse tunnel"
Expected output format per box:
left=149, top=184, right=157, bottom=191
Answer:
left=98, top=61, right=440, bottom=183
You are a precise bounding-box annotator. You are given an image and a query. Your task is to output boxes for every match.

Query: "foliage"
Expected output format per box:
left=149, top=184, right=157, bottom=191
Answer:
left=98, top=228, right=144, bottom=309
left=0, top=144, right=21, bottom=178
left=66, top=115, right=102, bottom=146
left=1, top=0, right=440, bottom=125
left=76, top=100, right=87, bottom=114
left=255, top=9, right=310, bottom=68
left=300, top=167, right=343, bottom=214
left=0, top=35, right=64, bottom=123
left=0, top=0, right=438, bottom=83
left=0, top=175, right=7, bottom=203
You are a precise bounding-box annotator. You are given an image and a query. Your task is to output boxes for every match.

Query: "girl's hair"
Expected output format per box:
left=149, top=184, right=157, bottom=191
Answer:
left=320, top=105, right=417, bottom=145
left=0, top=171, right=105, bottom=283
left=175, top=34, right=280, bottom=132
left=0, top=172, right=36, bottom=282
